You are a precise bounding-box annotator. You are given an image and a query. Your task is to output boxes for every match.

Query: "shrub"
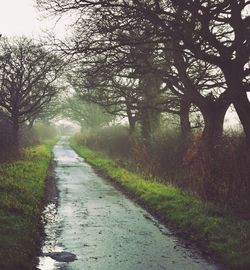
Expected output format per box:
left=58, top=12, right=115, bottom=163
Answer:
left=74, top=126, right=250, bottom=216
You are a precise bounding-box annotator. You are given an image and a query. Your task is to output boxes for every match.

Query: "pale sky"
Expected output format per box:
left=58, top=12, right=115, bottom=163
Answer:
left=0, top=0, right=242, bottom=128
left=0, top=0, right=67, bottom=38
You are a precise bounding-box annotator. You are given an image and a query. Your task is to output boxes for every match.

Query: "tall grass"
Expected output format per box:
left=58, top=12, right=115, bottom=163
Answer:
left=74, top=126, right=250, bottom=216
left=71, top=138, right=250, bottom=270
left=0, top=122, right=58, bottom=161
left=0, top=139, right=56, bottom=270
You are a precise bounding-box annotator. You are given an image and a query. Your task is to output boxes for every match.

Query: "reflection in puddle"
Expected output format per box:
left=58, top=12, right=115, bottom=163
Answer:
left=38, top=256, right=57, bottom=270
left=37, top=203, right=63, bottom=270
left=36, top=137, right=219, bottom=270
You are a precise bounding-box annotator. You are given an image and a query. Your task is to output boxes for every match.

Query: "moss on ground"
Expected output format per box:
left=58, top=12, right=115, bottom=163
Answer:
left=0, top=139, right=56, bottom=270
left=71, top=138, right=250, bottom=270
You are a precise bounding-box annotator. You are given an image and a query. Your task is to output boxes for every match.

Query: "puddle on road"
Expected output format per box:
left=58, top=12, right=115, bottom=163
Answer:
left=37, top=203, right=64, bottom=270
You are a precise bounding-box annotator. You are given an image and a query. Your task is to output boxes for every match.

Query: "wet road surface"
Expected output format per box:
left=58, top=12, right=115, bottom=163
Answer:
left=37, top=137, right=220, bottom=270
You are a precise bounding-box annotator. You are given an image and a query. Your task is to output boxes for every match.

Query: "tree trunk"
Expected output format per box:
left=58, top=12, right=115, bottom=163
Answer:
left=222, top=66, right=250, bottom=144
left=232, top=92, right=250, bottom=146
left=12, top=116, right=19, bottom=153
left=140, top=74, right=162, bottom=144
left=128, top=117, right=136, bottom=134
left=200, top=104, right=228, bottom=145
left=28, top=118, right=35, bottom=129
left=141, top=106, right=160, bottom=143
left=202, top=110, right=225, bottom=142
left=126, top=103, right=136, bottom=134
left=180, top=99, right=191, bottom=138
left=198, top=104, right=228, bottom=200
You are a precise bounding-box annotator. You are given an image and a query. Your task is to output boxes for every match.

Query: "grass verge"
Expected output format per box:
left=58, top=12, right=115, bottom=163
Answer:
left=71, top=138, right=250, bottom=270
left=0, top=138, right=57, bottom=270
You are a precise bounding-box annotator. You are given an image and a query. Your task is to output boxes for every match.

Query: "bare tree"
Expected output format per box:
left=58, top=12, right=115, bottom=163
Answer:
left=131, top=0, right=250, bottom=143
left=37, top=0, right=235, bottom=143
left=0, top=37, right=64, bottom=150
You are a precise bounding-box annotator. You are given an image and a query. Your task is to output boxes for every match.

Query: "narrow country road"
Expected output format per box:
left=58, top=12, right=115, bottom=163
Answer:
left=37, top=137, right=220, bottom=270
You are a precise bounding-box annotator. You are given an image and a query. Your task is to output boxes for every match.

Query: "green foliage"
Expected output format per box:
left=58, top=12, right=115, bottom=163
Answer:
left=74, top=126, right=189, bottom=184
left=61, top=95, right=114, bottom=130
left=32, top=122, right=58, bottom=143
left=74, top=125, right=133, bottom=158
left=71, top=138, right=250, bottom=270
left=75, top=127, right=250, bottom=214
left=0, top=139, right=55, bottom=270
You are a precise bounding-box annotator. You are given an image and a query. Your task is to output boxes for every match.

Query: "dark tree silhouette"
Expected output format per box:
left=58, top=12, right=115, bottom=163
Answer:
left=37, top=0, right=248, bottom=143
left=131, top=0, right=250, bottom=143
left=0, top=37, right=64, bottom=150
